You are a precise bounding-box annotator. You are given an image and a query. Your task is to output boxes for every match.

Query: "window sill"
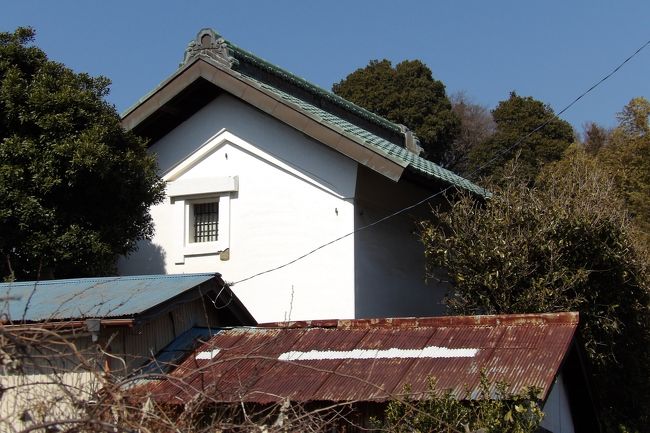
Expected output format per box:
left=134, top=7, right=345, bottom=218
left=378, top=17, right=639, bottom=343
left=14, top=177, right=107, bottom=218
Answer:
left=167, top=175, right=237, bottom=265
left=183, top=241, right=224, bottom=257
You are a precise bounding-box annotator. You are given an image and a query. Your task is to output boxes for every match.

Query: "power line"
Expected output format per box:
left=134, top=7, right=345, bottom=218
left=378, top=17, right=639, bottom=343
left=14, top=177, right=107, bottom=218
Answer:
left=230, top=37, right=650, bottom=287
left=464, top=37, right=650, bottom=184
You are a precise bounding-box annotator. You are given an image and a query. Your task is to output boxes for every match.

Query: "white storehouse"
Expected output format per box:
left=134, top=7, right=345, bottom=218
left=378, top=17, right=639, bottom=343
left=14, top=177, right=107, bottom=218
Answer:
left=118, top=29, right=488, bottom=323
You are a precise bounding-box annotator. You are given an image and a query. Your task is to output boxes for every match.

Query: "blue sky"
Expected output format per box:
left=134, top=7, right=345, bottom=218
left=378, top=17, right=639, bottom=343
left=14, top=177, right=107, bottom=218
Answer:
left=2, top=1, right=649, bottom=133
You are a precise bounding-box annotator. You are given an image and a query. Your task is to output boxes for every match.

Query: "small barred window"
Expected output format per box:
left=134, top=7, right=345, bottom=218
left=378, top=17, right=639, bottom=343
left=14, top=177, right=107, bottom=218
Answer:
left=193, top=201, right=218, bottom=242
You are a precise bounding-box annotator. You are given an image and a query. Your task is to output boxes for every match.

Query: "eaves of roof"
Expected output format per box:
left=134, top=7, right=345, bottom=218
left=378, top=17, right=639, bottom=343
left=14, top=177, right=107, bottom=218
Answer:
left=223, top=39, right=405, bottom=137
left=247, top=74, right=490, bottom=197
left=122, top=30, right=490, bottom=198
left=122, top=57, right=408, bottom=182
left=0, top=273, right=256, bottom=325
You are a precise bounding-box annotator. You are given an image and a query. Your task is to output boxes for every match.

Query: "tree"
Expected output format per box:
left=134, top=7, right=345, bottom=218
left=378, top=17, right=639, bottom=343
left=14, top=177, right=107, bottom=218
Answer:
left=332, top=59, right=460, bottom=162
left=420, top=151, right=650, bottom=432
left=598, top=97, right=650, bottom=242
left=468, top=92, right=574, bottom=185
left=383, top=375, right=543, bottom=433
left=581, top=121, right=610, bottom=154
left=0, top=28, right=165, bottom=281
left=443, top=92, right=495, bottom=174
left=615, top=96, right=650, bottom=137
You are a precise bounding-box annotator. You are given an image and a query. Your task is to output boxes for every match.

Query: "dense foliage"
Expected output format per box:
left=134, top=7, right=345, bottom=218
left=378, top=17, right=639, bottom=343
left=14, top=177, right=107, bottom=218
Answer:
left=597, top=97, right=650, bottom=242
left=382, top=375, right=543, bottom=433
left=420, top=151, right=650, bottom=432
left=0, top=28, right=165, bottom=280
left=468, top=92, right=574, bottom=184
left=332, top=59, right=459, bottom=162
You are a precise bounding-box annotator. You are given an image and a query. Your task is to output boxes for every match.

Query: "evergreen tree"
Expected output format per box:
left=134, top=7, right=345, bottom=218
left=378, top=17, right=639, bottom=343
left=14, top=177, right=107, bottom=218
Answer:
left=333, top=59, right=459, bottom=162
left=0, top=28, right=165, bottom=280
left=468, top=92, right=574, bottom=184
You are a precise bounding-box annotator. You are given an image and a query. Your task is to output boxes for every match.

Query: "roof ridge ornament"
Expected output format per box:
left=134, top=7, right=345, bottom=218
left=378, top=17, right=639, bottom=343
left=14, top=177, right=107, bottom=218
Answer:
left=182, top=28, right=237, bottom=68
left=398, top=124, right=423, bottom=156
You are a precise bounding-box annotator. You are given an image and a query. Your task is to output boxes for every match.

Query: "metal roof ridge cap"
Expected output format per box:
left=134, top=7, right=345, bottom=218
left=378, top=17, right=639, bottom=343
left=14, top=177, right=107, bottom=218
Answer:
left=112, top=272, right=221, bottom=282
left=257, top=312, right=579, bottom=330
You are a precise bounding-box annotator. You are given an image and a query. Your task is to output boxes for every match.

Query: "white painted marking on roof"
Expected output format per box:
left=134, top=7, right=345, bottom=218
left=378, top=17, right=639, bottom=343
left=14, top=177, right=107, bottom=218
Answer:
left=195, top=349, right=220, bottom=360
left=278, top=346, right=479, bottom=361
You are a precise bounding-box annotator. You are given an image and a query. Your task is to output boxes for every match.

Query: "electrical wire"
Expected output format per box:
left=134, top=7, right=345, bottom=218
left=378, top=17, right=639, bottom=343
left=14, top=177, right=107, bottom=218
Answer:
left=230, top=37, right=650, bottom=287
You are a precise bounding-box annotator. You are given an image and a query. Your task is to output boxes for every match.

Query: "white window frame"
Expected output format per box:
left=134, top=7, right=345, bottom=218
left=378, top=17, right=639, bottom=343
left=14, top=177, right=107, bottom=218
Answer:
left=188, top=198, right=220, bottom=244
left=184, top=195, right=227, bottom=255
left=167, top=176, right=238, bottom=264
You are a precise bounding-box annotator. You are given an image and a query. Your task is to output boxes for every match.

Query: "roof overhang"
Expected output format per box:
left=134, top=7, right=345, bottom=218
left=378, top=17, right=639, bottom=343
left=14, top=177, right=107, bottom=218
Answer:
left=0, top=273, right=256, bottom=326
left=122, top=56, right=407, bottom=182
left=0, top=318, right=135, bottom=332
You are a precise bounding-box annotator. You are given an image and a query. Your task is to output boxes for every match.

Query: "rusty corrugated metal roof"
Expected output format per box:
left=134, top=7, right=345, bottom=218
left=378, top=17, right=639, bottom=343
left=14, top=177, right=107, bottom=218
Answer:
left=144, top=312, right=578, bottom=405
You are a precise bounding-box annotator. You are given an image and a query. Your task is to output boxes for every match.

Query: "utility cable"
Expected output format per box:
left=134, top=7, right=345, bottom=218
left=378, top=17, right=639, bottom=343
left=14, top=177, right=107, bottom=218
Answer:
left=230, top=37, right=650, bottom=287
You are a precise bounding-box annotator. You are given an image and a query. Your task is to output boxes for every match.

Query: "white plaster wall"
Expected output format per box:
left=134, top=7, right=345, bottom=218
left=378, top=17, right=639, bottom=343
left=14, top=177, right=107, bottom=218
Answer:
left=353, top=166, right=449, bottom=318
left=119, top=95, right=357, bottom=323
left=541, top=373, right=576, bottom=433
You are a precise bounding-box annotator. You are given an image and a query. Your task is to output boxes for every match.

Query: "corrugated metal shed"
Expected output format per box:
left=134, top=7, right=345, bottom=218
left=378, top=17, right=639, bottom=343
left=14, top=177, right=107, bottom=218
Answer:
left=145, top=312, right=578, bottom=405
left=0, top=273, right=222, bottom=322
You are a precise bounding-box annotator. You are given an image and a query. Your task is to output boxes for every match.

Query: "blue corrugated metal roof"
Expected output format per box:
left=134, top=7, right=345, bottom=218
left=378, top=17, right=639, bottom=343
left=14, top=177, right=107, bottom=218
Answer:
left=0, top=273, right=218, bottom=322
left=137, top=326, right=222, bottom=375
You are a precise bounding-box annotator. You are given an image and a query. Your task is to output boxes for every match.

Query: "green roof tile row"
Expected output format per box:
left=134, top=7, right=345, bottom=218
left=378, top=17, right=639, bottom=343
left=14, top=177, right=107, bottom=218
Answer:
left=124, top=29, right=489, bottom=198
left=249, top=79, right=489, bottom=197
left=216, top=35, right=489, bottom=197
left=224, top=39, right=404, bottom=135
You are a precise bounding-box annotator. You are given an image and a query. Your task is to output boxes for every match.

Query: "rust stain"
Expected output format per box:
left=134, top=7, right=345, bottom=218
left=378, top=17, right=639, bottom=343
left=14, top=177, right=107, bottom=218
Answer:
left=144, top=312, right=578, bottom=405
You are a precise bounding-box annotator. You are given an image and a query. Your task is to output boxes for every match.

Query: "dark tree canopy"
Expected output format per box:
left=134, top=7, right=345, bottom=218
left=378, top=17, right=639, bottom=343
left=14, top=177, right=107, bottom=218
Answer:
left=421, top=151, right=650, bottom=432
left=581, top=121, right=610, bottom=154
left=469, top=92, right=574, bottom=184
left=0, top=28, right=165, bottom=281
left=332, top=59, right=460, bottom=162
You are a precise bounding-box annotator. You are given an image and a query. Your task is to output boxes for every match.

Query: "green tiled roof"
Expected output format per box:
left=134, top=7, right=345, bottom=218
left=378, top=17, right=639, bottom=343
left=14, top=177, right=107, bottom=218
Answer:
left=224, top=40, right=404, bottom=136
left=240, top=77, right=490, bottom=198
left=218, top=36, right=489, bottom=198
left=129, top=29, right=489, bottom=198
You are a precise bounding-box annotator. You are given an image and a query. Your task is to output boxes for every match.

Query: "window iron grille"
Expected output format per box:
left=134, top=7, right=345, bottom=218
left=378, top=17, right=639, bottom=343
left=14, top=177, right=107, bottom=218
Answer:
left=193, top=202, right=218, bottom=242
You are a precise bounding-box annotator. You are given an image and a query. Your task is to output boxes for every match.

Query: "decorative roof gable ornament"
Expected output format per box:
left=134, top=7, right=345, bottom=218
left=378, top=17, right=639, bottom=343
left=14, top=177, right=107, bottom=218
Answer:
left=398, top=124, right=424, bottom=156
left=182, top=28, right=238, bottom=68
